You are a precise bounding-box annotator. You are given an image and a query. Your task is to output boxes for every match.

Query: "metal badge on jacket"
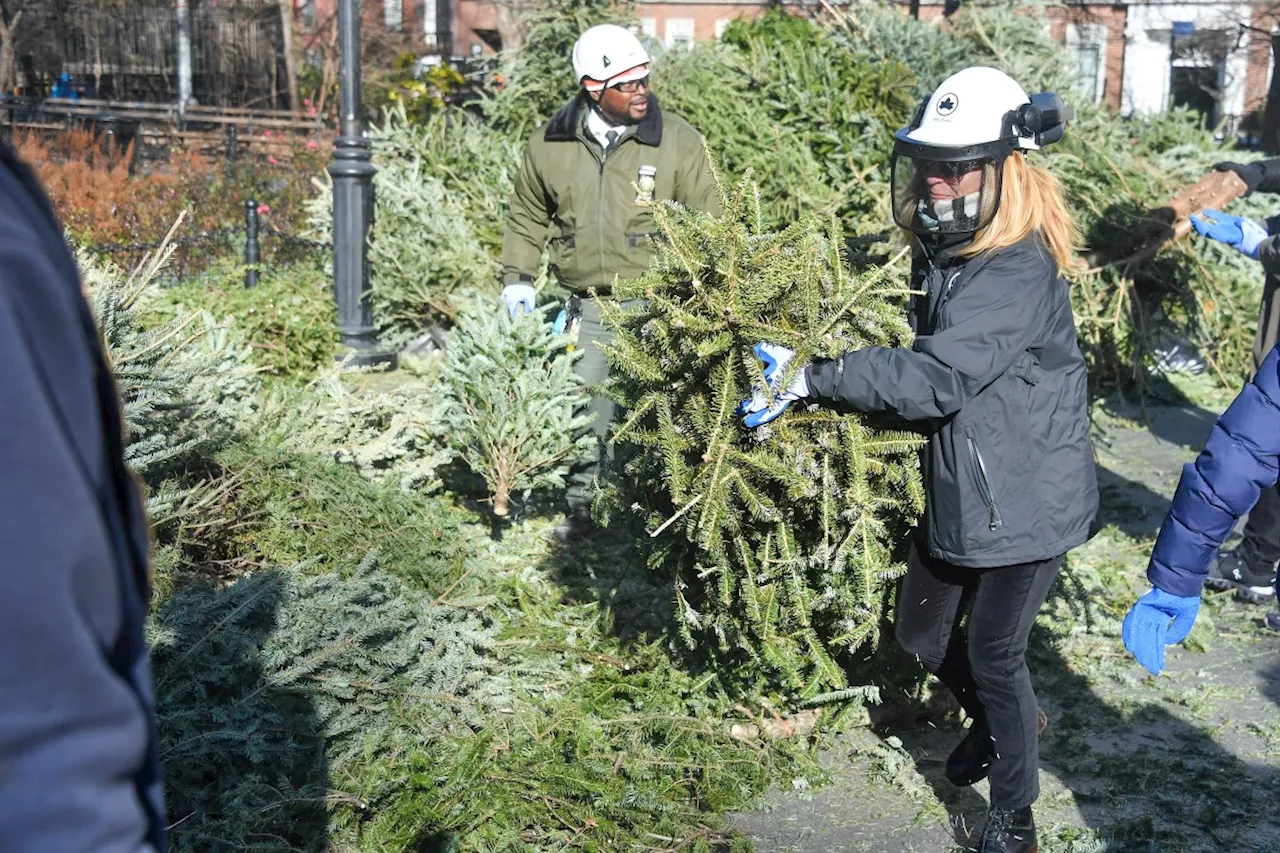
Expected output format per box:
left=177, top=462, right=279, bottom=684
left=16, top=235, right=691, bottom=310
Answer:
left=635, top=165, right=657, bottom=204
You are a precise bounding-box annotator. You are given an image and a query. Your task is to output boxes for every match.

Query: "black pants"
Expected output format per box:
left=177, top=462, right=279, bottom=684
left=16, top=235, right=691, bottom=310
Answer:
left=1238, top=484, right=1280, bottom=574
left=895, top=540, right=1063, bottom=810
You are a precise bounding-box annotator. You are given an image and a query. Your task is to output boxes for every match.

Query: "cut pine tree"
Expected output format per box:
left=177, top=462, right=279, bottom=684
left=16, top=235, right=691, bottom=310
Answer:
left=602, top=176, right=925, bottom=699
left=441, top=298, right=594, bottom=518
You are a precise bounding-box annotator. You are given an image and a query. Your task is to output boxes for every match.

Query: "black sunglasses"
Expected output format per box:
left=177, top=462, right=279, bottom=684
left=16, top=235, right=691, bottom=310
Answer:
left=610, top=76, right=650, bottom=94
left=918, top=158, right=985, bottom=179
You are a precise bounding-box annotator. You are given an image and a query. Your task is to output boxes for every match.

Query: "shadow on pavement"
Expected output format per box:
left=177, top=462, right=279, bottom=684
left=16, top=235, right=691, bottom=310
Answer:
left=878, top=622, right=1280, bottom=853
left=1094, top=465, right=1177, bottom=538
left=1097, top=394, right=1219, bottom=453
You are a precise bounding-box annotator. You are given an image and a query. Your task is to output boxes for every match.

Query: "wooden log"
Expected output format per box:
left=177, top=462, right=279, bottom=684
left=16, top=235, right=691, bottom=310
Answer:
left=1081, top=169, right=1249, bottom=272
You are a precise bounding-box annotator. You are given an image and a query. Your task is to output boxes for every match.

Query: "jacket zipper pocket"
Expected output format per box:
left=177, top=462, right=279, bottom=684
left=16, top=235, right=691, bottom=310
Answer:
left=966, top=436, right=1005, bottom=531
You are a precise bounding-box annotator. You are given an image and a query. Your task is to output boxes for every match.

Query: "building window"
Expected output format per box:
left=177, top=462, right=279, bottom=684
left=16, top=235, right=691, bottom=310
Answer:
left=641, top=18, right=658, bottom=40
left=300, top=0, right=316, bottom=30
left=423, top=0, right=439, bottom=49
left=384, top=0, right=403, bottom=33
left=715, top=19, right=731, bottom=40
left=1065, top=23, right=1105, bottom=105
left=666, top=18, right=695, bottom=50
left=1170, top=26, right=1230, bottom=128
left=1074, top=43, right=1100, bottom=103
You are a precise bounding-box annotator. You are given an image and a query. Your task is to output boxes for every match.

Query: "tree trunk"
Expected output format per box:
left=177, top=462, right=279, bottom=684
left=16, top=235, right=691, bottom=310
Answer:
left=1264, top=33, right=1280, bottom=153
left=176, top=0, right=192, bottom=115
left=494, top=0, right=527, bottom=53
left=278, top=0, right=301, bottom=114
left=315, top=23, right=338, bottom=117
left=0, top=11, right=22, bottom=100
left=492, top=479, right=510, bottom=517
left=1080, top=168, right=1249, bottom=270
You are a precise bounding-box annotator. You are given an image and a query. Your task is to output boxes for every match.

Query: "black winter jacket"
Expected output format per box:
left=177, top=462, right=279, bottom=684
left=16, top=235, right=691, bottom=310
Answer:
left=807, top=233, right=1099, bottom=567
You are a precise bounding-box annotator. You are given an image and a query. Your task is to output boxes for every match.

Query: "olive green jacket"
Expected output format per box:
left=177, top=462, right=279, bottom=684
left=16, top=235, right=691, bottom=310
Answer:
left=501, top=93, right=722, bottom=297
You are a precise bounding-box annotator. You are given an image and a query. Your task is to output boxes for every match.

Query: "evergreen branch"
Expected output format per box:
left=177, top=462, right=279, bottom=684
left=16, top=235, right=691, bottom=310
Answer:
left=650, top=495, right=703, bottom=539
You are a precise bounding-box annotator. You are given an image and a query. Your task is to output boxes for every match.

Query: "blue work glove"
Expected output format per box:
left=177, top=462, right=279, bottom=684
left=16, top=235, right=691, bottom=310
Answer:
left=1122, top=587, right=1201, bottom=676
left=739, top=343, right=810, bottom=429
left=552, top=307, right=568, bottom=335
left=500, top=283, right=537, bottom=317
left=1189, top=208, right=1268, bottom=260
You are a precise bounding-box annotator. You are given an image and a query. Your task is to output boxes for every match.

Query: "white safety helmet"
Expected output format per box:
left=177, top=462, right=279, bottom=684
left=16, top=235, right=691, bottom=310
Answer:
left=572, top=24, right=650, bottom=94
left=890, top=66, right=1074, bottom=235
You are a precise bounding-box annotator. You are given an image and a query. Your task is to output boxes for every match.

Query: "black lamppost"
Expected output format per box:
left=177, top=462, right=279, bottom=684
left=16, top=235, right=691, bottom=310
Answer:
left=328, top=0, right=397, bottom=369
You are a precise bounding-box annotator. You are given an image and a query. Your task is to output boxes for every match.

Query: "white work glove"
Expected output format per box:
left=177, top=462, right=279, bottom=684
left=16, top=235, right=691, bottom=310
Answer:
left=500, top=283, right=537, bottom=317
left=739, top=343, right=810, bottom=428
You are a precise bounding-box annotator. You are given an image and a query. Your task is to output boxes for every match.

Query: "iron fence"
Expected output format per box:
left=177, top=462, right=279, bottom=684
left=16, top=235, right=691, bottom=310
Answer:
left=86, top=211, right=330, bottom=289
left=15, top=1, right=290, bottom=109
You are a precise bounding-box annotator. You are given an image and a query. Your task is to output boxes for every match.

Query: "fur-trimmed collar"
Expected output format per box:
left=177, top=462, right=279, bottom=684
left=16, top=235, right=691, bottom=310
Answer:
left=544, top=92, right=663, bottom=146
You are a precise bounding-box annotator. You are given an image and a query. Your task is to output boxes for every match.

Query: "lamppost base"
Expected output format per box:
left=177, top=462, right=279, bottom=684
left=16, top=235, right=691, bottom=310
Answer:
left=335, top=344, right=399, bottom=371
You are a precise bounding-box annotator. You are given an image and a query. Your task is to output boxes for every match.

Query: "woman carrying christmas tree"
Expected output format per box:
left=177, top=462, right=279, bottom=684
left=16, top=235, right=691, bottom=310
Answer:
left=741, top=67, right=1099, bottom=853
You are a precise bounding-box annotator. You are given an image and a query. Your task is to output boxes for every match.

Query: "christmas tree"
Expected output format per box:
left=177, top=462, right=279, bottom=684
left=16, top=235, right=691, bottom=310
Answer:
left=441, top=298, right=593, bottom=517
left=602, top=177, right=925, bottom=699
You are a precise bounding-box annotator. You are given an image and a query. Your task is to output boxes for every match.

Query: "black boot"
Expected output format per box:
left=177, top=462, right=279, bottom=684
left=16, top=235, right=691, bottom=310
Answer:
left=552, top=510, right=594, bottom=544
left=945, top=720, right=994, bottom=787
left=978, top=805, right=1037, bottom=853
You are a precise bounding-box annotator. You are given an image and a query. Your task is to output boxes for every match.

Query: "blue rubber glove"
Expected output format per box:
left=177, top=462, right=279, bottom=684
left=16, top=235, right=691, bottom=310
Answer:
left=500, top=283, right=537, bottom=317
left=739, top=343, right=810, bottom=428
left=552, top=307, right=568, bottom=335
left=1122, top=587, right=1201, bottom=676
left=1189, top=208, right=1268, bottom=260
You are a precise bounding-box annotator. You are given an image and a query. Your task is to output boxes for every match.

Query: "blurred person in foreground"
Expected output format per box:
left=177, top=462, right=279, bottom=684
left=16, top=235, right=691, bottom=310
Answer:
left=0, top=137, right=165, bottom=849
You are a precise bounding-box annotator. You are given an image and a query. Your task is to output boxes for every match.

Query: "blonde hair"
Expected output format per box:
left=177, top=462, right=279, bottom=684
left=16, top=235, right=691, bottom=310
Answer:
left=959, top=152, right=1077, bottom=272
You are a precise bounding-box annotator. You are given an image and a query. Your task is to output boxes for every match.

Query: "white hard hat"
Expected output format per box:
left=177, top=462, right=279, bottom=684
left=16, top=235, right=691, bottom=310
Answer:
left=904, top=66, right=1037, bottom=151
left=572, top=24, right=650, bottom=93
left=889, top=66, right=1074, bottom=236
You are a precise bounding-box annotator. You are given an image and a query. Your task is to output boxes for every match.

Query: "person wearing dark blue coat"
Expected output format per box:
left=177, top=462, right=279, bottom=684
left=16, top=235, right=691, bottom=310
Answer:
left=1186, top=166, right=1280, bottom=603
left=1124, top=344, right=1280, bottom=675
left=0, top=139, right=166, bottom=849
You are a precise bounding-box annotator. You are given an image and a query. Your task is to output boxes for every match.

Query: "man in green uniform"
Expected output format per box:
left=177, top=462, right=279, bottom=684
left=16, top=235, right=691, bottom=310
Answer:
left=500, top=23, right=722, bottom=542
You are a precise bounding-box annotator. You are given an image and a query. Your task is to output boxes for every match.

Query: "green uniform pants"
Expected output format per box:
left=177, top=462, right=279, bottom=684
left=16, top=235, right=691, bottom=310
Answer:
left=565, top=296, right=627, bottom=514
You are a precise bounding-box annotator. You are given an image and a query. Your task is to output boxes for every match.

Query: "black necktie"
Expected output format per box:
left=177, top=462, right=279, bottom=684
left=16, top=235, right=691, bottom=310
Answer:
left=605, top=129, right=619, bottom=151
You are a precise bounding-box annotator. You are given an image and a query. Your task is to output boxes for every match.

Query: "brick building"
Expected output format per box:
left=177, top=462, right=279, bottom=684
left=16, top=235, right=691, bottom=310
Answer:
left=299, top=0, right=453, bottom=54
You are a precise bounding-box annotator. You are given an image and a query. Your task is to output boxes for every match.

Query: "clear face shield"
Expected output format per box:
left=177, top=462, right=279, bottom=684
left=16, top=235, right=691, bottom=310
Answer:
left=890, top=153, right=1004, bottom=236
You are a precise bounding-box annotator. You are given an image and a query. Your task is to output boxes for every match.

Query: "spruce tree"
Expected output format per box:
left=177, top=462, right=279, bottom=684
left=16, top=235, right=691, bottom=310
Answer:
left=79, top=240, right=258, bottom=530
left=602, top=177, right=925, bottom=699
left=441, top=298, right=593, bottom=517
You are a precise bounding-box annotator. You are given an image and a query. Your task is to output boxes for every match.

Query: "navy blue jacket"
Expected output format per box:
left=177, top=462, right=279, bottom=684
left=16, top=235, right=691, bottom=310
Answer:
left=0, top=140, right=165, bottom=850
left=1149, top=345, right=1280, bottom=597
